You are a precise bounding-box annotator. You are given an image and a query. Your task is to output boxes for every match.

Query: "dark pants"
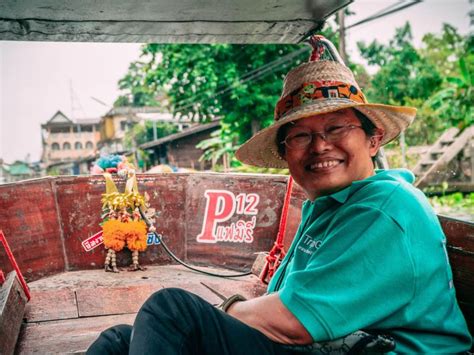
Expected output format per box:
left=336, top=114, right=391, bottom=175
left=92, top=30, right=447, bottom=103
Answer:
left=87, top=288, right=298, bottom=355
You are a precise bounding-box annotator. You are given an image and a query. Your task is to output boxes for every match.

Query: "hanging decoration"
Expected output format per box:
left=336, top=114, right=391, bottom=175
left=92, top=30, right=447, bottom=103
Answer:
left=94, top=155, right=153, bottom=272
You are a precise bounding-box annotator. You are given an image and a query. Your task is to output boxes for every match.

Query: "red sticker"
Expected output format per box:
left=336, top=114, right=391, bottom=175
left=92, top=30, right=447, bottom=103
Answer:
left=82, top=231, right=104, bottom=251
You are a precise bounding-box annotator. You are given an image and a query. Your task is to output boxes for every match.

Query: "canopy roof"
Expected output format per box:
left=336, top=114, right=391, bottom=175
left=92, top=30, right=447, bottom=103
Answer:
left=0, top=0, right=351, bottom=43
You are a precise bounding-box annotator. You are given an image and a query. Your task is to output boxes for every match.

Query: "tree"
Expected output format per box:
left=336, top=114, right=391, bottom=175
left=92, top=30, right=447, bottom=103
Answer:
left=358, top=23, right=442, bottom=106
left=115, top=28, right=339, bottom=167
left=358, top=23, right=445, bottom=146
left=426, top=57, right=474, bottom=130
left=114, top=61, right=165, bottom=107
left=357, top=23, right=473, bottom=145
left=420, top=24, right=465, bottom=78
left=195, top=122, right=237, bottom=171
left=418, top=24, right=473, bottom=130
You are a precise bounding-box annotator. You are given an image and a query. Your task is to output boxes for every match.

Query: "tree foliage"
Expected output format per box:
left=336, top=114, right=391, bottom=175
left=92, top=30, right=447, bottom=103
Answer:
left=115, top=28, right=338, bottom=165
left=426, top=57, right=473, bottom=130
left=116, top=22, right=472, bottom=167
left=358, top=23, right=472, bottom=145
left=358, top=23, right=443, bottom=106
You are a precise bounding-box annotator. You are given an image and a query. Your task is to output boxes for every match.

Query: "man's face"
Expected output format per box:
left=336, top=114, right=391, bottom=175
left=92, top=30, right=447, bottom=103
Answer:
left=282, top=109, right=383, bottom=200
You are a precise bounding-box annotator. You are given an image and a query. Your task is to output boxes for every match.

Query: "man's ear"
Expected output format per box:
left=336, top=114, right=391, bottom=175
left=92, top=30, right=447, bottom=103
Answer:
left=369, top=129, right=384, bottom=156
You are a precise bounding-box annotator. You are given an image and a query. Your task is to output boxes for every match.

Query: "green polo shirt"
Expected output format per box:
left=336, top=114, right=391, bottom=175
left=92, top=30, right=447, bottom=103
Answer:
left=268, top=169, right=472, bottom=352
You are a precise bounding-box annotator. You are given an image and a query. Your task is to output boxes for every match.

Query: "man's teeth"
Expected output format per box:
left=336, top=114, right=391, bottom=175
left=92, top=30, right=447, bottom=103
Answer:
left=311, top=160, right=339, bottom=169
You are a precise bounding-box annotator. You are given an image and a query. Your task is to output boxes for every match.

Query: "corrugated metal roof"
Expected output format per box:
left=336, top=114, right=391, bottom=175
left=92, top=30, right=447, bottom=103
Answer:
left=140, top=121, right=220, bottom=149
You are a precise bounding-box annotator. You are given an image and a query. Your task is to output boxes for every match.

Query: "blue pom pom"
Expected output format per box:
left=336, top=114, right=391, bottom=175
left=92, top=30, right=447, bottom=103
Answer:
left=96, top=155, right=123, bottom=169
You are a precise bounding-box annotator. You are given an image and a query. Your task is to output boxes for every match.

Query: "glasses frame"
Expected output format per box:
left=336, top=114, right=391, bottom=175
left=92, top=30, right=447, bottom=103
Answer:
left=281, top=124, right=364, bottom=150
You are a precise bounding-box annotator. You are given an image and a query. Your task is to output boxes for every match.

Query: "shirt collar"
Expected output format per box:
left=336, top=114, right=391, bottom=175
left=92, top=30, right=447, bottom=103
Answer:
left=328, top=185, right=353, bottom=203
left=323, top=172, right=382, bottom=204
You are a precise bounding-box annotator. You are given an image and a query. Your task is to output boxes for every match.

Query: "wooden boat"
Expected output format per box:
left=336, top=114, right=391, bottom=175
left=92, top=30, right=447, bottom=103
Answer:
left=0, top=173, right=472, bottom=353
left=0, top=1, right=472, bottom=353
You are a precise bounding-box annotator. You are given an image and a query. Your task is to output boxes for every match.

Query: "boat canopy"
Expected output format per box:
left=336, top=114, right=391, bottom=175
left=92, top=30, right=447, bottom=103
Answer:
left=0, top=0, right=351, bottom=43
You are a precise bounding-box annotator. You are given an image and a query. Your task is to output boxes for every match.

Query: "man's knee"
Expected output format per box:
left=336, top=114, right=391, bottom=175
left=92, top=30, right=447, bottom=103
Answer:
left=138, top=287, right=209, bottom=327
left=87, top=324, right=132, bottom=355
left=142, top=287, right=194, bottom=311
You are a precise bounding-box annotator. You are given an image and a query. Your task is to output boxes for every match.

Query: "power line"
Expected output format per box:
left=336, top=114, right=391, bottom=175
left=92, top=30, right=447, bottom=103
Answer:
left=151, top=1, right=422, bottom=118
left=172, top=47, right=309, bottom=114
left=345, top=0, right=422, bottom=30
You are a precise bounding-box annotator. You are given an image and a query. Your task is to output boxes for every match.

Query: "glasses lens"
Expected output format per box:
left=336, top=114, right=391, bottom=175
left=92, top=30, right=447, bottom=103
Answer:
left=285, top=132, right=312, bottom=149
left=325, top=126, right=352, bottom=142
left=284, top=125, right=360, bottom=149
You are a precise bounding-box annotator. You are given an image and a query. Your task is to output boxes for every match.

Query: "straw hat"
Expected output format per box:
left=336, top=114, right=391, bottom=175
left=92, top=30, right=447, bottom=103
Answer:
left=235, top=59, right=417, bottom=168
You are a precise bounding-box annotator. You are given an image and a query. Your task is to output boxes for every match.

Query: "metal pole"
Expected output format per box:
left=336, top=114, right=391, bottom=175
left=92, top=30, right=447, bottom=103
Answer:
left=338, top=9, right=347, bottom=64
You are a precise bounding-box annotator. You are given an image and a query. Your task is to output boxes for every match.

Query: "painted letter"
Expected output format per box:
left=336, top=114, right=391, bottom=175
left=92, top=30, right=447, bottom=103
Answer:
left=196, top=190, right=236, bottom=243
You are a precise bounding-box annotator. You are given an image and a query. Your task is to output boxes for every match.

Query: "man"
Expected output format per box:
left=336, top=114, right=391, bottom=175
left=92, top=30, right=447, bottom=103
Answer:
left=88, top=48, right=472, bottom=354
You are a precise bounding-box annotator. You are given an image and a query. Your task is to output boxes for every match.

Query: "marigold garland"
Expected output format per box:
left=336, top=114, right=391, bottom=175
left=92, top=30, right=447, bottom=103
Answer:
left=103, top=219, right=127, bottom=252
left=125, top=220, right=148, bottom=252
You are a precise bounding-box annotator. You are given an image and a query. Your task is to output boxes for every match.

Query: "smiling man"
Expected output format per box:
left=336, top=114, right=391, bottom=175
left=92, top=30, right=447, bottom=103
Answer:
left=233, top=51, right=472, bottom=352
left=88, top=44, right=472, bottom=354
left=277, top=109, right=383, bottom=200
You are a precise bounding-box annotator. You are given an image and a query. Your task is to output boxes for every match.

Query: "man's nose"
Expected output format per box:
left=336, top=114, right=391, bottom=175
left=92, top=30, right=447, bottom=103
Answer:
left=309, top=133, right=333, bottom=152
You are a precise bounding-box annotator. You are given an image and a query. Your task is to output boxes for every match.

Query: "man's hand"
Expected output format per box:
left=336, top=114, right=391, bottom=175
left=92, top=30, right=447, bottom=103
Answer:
left=226, top=293, right=313, bottom=345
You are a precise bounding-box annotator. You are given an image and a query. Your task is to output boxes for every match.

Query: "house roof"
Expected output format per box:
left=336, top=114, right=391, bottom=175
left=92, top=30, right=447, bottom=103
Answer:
left=43, top=111, right=72, bottom=126
left=76, top=117, right=101, bottom=125
left=140, top=121, right=220, bottom=149
left=105, top=107, right=167, bottom=116
left=42, top=111, right=101, bottom=128
left=7, top=161, right=32, bottom=176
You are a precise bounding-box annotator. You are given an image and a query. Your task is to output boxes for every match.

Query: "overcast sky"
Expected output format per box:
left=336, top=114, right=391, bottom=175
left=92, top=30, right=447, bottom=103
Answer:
left=0, top=0, right=471, bottom=163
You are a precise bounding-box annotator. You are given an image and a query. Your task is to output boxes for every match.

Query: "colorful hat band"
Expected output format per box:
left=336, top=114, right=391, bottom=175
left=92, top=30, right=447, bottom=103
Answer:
left=275, top=81, right=367, bottom=120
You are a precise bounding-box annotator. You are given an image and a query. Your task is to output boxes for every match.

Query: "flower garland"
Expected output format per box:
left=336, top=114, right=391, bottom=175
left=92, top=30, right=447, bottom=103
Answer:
left=94, top=155, right=150, bottom=271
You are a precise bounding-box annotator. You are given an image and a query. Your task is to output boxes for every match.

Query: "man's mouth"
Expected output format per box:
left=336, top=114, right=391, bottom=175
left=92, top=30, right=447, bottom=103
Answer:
left=307, top=160, right=342, bottom=171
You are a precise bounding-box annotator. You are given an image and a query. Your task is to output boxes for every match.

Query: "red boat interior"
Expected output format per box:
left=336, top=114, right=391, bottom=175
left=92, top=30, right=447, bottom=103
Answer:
left=1, top=173, right=473, bottom=353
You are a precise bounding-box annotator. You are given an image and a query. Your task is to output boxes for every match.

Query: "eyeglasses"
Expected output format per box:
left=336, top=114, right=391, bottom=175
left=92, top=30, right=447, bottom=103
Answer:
left=281, top=125, right=364, bottom=149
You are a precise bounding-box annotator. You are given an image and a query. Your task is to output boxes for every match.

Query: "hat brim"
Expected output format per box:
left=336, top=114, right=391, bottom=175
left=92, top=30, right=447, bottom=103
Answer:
left=235, top=98, right=416, bottom=168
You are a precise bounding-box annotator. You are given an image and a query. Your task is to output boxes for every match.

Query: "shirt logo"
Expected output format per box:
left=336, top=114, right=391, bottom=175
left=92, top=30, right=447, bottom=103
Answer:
left=297, top=234, right=322, bottom=255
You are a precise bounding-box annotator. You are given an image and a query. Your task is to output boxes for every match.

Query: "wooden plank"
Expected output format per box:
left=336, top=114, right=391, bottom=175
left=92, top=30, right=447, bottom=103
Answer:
left=0, top=178, right=65, bottom=282
left=0, top=272, right=28, bottom=355
left=25, top=289, right=78, bottom=322
left=416, top=127, right=473, bottom=187
left=76, top=285, right=156, bottom=317
left=439, top=215, right=474, bottom=337
left=16, top=313, right=136, bottom=354
left=17, top=266, right=267, bottom=354
left=412, top=127, right=459, bottom=176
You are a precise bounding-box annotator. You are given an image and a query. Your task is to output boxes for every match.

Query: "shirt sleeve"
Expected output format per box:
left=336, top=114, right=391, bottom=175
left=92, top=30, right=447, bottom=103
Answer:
left=278, top=204, right=416, bottom=342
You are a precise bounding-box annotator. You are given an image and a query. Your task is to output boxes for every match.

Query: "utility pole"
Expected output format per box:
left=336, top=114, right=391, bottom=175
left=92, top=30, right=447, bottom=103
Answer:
left=338, top=9, right=347, bottom=64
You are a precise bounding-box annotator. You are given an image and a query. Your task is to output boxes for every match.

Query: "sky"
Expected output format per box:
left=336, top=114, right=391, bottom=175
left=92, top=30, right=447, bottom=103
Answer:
left=0, top=0, right=471, bottom=164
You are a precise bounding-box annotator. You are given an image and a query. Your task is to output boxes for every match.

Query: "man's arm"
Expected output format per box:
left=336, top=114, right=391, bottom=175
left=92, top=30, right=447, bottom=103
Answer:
left=226, top=292, right=313, bottom=345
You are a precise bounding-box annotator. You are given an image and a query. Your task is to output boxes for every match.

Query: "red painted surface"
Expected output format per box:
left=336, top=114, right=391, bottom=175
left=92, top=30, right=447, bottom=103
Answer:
left=54, top=174, right=188, bottom=271
left=185, top=173, right=288, bottom=269
left=438, top=215, right=474, bottom=337
left=0, top=178, right=65, bottom=282
left=0, top=230, right=31, bottom=300
left=0, top=173, right=289, bottom=281
left=1, top=174, right=472, bottom=353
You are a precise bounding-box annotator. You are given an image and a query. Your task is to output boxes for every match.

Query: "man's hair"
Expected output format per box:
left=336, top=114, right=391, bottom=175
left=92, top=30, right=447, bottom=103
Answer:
left=276, top=108, right=378, bottom=159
